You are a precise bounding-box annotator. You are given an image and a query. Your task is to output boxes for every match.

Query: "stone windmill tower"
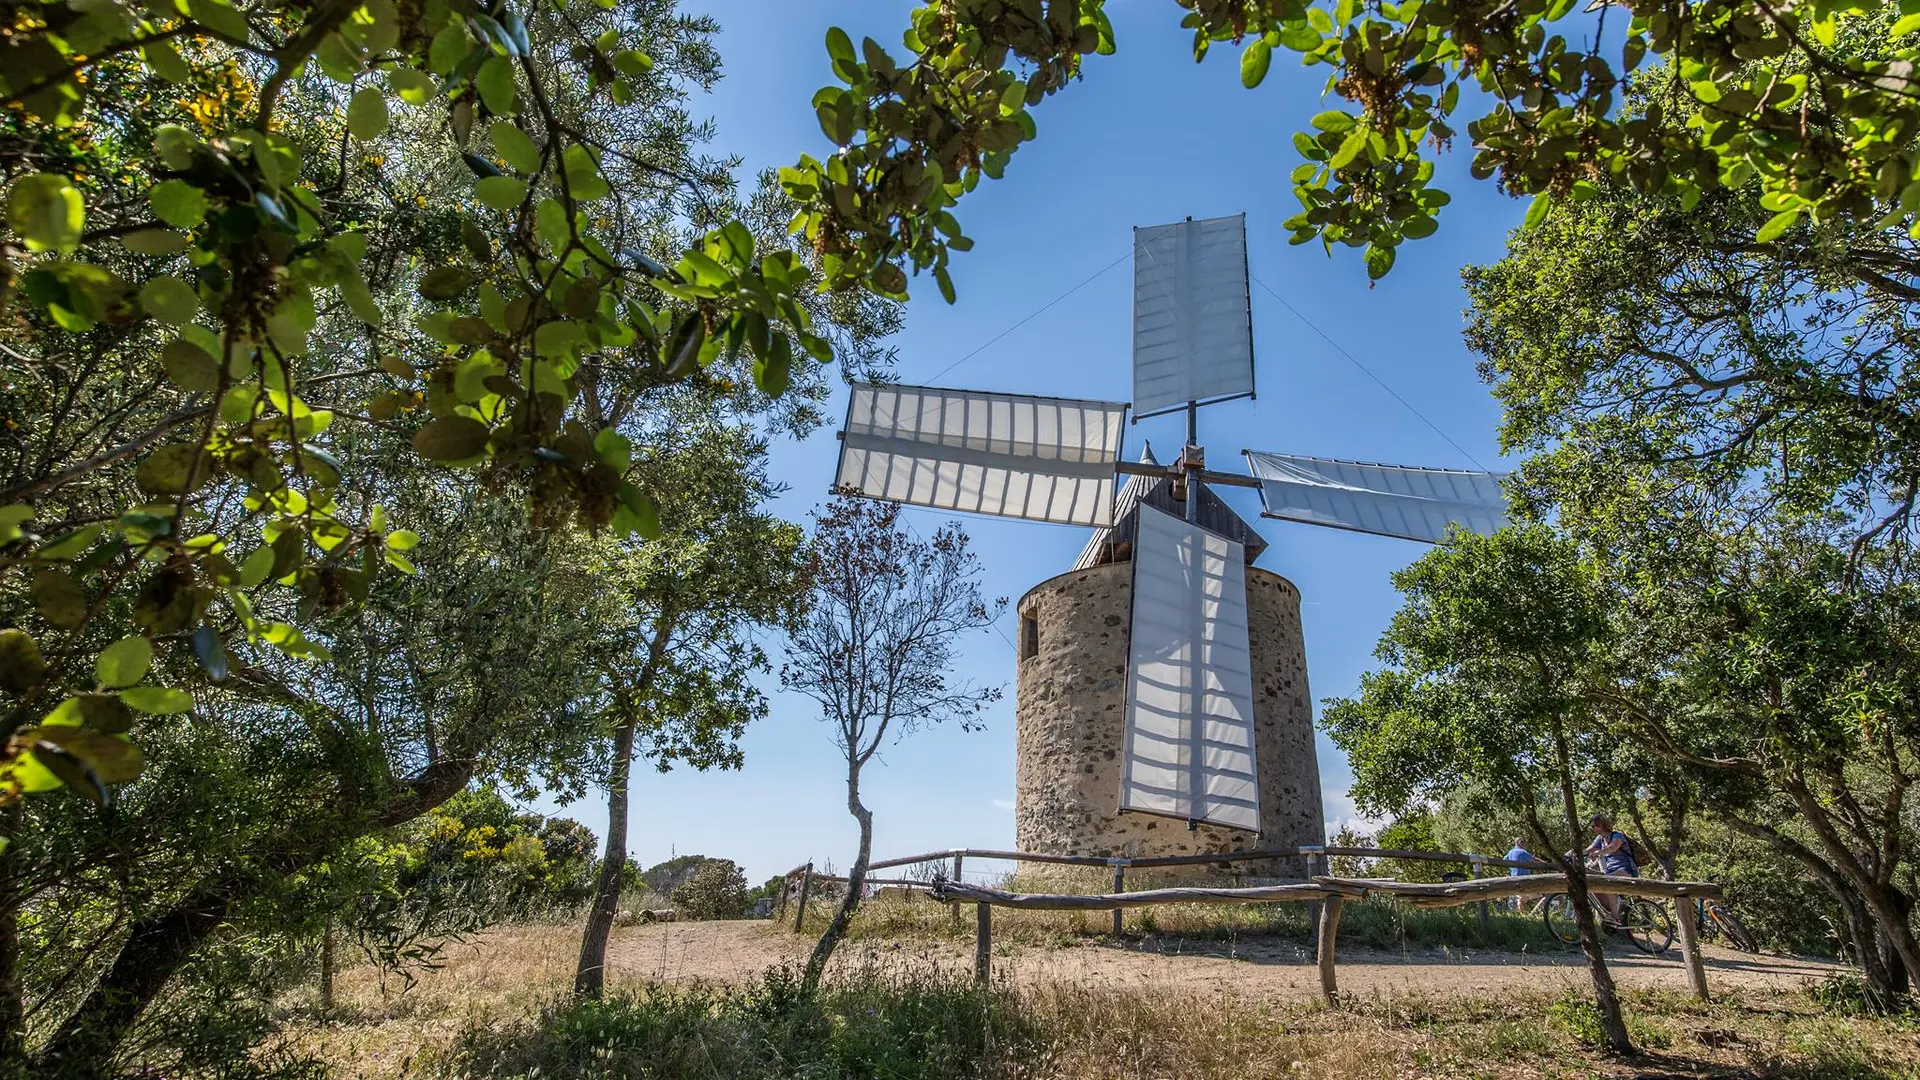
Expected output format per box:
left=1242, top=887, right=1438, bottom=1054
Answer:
left=1012, top=446, right=1321, bottom=876
left=830, top=214, right=1509, bottom=878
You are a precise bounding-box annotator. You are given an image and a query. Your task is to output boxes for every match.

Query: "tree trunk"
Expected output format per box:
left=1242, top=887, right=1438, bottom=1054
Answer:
left=0, top=804, right=24, bottom=1075
left=803, top=765, right=872, bottom=994
left=575, top=715, right=636, bottom=999
left=36, top=882, right=239, bottom=1077
left=319, top=916, right=335, bottom=1015
left=1723, top=811, right=1907, bottom=1004
left=1548, top=722, right=1632, bottom=1054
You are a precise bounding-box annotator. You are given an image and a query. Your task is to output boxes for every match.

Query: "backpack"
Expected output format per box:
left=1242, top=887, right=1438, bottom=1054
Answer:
left=1623, top=833, right=1655, bottom=872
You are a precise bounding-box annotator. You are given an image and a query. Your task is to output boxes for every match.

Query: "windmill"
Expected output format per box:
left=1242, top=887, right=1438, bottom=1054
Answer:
left=830, top=213, right=1508, bottom=849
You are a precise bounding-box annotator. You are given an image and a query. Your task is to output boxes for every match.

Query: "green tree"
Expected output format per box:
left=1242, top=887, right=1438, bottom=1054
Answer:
left=1323, top=525, right=1638, bottom=1052
left=1462, top=139, right=1920, bottom=1001
left=571, top=409, right=808, bottom=998
left=780, top=497, right=1003, bottom=994
left=789, top=1, right=1920, bottom=284
left=670, top=857, right=749, bottom=920
left=0, top=0, right=875, bottom=810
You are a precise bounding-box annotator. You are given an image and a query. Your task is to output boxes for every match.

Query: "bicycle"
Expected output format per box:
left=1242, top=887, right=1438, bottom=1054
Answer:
left=1541, top=862, right=1676, bottom=956
left=1695, top=897, right=1760, bottom=953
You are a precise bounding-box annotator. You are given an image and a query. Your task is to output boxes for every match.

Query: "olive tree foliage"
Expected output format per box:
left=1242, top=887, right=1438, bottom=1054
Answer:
left=16, top=453, right=617, bottom=1074
left=1459, top=67, right=1920, bottom=996
left=572, top=410, right=808, bottom=999
left=1322, top=525, right=1638, bottom=1052
left=780, top=496, right=1004, bottom=994
left=788, top=0, right=1920, bottom=287
left=0, top=0, right=903, bottom=809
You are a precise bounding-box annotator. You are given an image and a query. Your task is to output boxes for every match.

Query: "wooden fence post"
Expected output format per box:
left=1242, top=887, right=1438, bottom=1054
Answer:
left=1471, top=858, right=1490, bottom=936
left=792, top=862, right=814, bottom=933
left=1675, top=895, right=1711, bottom=1002
left=1316, top=895, right=1344, bottom=1006
left=1111, top=860, right=1127, bottom=936
left=775, top=870, right=791, bottom=923
left=950, top=852, right=965, bottom=930
left=974, top=902, right=992, bottom=985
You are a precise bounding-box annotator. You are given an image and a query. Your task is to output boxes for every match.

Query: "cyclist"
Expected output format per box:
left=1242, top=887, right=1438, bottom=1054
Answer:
left=1584, top=814, right=1638, bottom=925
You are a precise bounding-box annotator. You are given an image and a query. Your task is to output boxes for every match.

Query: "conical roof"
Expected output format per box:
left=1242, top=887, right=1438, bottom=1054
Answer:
left=1071, top=443, right=1268, bottom=570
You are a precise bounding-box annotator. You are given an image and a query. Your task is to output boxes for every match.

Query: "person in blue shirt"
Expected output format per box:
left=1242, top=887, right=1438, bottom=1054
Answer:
left=1584, top=814, right=1639, bottom=925
left=1504, top=836, right=1535, bottom=911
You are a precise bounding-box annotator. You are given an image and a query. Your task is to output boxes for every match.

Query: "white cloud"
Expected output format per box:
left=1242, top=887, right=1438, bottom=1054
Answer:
left=989, top=797, right=1016, bottom=811
left=1322, top=786, right=1385, bottom=838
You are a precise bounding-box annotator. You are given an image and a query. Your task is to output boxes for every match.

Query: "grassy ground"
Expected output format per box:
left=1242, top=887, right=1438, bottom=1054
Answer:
left=296, top=954, right=1920, bottom=1079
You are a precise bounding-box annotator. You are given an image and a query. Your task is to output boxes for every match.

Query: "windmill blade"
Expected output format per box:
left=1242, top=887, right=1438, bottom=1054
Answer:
left=1119, top=505, right=1261, bottom=833
left=835, top=382, right=1129, bottom=527
left=1132, top=214, right=1255, bottom=419
left=1242, top=450, right=1509, bottom=544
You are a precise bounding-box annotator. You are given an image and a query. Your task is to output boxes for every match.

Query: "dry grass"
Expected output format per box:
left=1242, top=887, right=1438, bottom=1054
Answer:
left=279, top=921, right=1920, bottom=1079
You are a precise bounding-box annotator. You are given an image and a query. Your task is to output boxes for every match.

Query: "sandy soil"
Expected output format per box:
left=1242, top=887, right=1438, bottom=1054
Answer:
left=608, top=919, right=1845, bottom=1001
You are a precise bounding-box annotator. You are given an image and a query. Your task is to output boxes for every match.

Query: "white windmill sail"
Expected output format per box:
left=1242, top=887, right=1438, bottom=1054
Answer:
left=835, top=382, right=1129, bottom=527
left=1119, top=505, right=1260, bottom=832
left=1242, top=451, right=1509, bottom=544
left=1132, top=214, right=1255, bottom=419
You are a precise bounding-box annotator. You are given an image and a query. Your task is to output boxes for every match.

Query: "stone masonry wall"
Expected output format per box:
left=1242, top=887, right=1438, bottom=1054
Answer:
left=1012, top=562, right=1325, bottom=878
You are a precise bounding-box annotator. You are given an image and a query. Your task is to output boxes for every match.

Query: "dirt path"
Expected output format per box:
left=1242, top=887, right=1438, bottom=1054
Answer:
left=607, top=920, right=1844, bottom=1001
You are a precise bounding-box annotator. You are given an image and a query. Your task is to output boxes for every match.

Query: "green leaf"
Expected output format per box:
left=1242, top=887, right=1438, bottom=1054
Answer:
left=825, top=26, right=856, bottom=65
left=143, top=41, right=192, bottom=82
left=8, top=174, right=84, bottom=254
left=1311, top=110, right=1356, bottom=133
left=134, top=444, right=213, bottom=495
left=150, top=180, right=209, bottom=229
left=121, top=229, right=187, bottom=256
left=30, top=570, right=88, bottom=629
left=120, top=686, right=193, bottom=714
left=385, top=529, right=421, bottom=551
left=96, top=636, right=153, bottom=689
left=1240, top=39, right=1273, bottom=88
left=419, top=266, right=477, bottom=302
left=192, top=624, right=229, bottom=681
left=389, top=68, right=437, bottom=104
left=412, top=416, right=491, bottom=463
left=476, top=56, right=517, bottom=115
left=491, top=122, right=541, bottom=174
left=1756, top=207, right=1800, bottom=242
left=1522, top=193, right=1552, bottom=232
left=138, top=275, right=199, bottom=325
left=347, top=86, right=390, bottom=140
left=474, top=175, right=528, bottom=210
left=1330, top=128, right=1368, bottom=169
left=238, top=544, right=276, bottom=587
left=1364, top=243, right=1396, bottom=280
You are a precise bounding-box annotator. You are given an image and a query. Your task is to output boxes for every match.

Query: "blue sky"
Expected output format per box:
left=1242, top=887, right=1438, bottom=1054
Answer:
left=537, top=1, right=1528, bottom=885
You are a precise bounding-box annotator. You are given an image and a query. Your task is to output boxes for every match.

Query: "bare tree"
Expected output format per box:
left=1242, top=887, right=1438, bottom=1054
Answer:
left=781, top=495, right=1004, bottom=992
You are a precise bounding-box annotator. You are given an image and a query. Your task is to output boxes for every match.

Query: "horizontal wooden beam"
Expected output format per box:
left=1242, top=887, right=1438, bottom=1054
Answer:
left=920, top=874, right=1720, bottom=913
left=929, top=879, right=1367, bottom=911
left=1315, top=874, right=1723, bottom=907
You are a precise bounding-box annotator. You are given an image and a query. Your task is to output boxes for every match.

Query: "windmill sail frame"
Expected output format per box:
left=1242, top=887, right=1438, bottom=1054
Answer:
left=1131, top=214, right=1257, bottom=420
left=1118, top=505, right=1262, bottom=833
left=1242, top=450, right=1509, bottom=544
left=834, top=382, right=1130, bottom=527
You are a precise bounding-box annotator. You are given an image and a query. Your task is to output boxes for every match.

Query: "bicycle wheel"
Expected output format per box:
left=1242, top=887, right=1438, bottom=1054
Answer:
left=1542, top=894, right=1582, bottom=945
left=1711, top=905, right=1761, bottom=953
left=1622, top=899, right=1675, bottom=956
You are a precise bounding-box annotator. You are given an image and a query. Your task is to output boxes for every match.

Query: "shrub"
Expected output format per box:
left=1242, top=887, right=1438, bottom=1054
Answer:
left=672, top=858, right=750, bottom=920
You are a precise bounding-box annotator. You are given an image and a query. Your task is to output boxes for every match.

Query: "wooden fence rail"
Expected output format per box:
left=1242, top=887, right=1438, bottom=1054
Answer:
left=927, top=874, right=1723, bottom=1005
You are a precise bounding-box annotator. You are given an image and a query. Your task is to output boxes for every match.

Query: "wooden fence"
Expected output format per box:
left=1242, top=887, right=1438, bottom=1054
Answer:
left=772, top=845, right=1727, bottom=1004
